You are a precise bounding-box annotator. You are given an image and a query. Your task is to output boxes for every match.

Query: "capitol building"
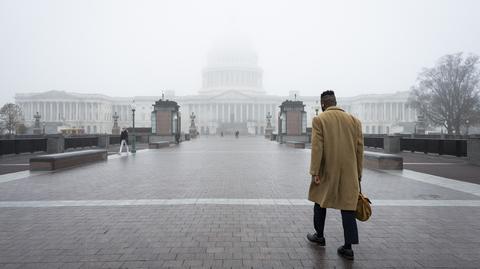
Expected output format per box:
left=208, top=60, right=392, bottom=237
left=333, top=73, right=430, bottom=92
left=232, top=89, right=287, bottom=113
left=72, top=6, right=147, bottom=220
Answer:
left=15, top=40, right=418, bottom=135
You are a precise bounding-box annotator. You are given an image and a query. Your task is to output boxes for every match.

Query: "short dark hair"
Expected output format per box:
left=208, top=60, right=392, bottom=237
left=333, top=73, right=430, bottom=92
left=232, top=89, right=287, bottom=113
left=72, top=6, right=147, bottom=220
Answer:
left=321, top=90, right=335, bottom=98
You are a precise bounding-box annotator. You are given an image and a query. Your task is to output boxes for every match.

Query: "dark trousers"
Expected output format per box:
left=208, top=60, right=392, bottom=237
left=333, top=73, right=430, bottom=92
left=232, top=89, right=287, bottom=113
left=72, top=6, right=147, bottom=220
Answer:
left=314, top=203, right=359, bottom=245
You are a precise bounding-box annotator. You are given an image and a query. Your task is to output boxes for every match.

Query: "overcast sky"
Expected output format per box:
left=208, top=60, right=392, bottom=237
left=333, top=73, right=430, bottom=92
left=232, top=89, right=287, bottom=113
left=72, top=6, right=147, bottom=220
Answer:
left=1, top=0, right=479, bottom=104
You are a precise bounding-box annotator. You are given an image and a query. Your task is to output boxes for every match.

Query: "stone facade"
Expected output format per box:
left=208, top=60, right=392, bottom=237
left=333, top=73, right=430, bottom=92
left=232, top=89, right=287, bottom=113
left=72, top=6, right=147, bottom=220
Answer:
left=15, top=44, right=417, bottom=135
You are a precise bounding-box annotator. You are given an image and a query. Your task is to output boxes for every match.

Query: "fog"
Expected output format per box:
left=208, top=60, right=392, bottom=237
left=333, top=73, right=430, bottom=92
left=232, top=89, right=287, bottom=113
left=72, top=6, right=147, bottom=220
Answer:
left=1, top=0, right=479, bottom=104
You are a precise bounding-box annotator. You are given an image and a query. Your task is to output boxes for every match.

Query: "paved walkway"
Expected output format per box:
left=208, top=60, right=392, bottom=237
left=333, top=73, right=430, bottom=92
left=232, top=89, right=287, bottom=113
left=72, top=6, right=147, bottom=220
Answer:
left=0, top=137, right=479, bottom=268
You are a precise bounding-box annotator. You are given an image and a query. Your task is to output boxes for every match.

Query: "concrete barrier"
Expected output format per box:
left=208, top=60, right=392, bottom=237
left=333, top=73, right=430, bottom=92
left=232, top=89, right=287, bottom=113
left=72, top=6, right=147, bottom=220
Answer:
left=148, top=141, right=170, bottom=149
left=30, top=149, right=107, bottom=171
left=364, top=151, right=403, bottom=170
left=286, top=141, right=305, bottom=149
left=467, top=138, right=480, bottom=166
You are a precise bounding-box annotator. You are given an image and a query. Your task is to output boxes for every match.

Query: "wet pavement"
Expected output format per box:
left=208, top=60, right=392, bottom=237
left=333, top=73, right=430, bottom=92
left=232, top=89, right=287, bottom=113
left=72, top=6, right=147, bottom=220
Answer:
left=0, top=137, right=479, bottom=268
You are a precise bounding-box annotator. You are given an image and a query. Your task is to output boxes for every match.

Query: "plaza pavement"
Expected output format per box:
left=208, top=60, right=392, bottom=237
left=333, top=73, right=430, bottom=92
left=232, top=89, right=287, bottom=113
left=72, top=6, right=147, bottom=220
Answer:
left=0, top=137, right=479, bottom=269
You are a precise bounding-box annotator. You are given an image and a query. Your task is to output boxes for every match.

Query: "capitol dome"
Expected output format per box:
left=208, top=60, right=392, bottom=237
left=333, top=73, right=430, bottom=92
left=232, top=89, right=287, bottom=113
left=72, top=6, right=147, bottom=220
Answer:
left=199, top=35, right=264, bottom=95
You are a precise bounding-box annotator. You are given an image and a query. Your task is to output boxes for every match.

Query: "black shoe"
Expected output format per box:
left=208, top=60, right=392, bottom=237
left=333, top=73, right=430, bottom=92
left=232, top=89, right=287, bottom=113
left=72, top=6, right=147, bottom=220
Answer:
left=337, top=245, right=354, bottom=260
left=306, top=233, right=325, bottom=246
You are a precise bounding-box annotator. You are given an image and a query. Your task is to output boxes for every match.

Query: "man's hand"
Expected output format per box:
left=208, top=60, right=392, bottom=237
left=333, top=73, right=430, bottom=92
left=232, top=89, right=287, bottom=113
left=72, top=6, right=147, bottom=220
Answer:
left=312, top=175, right=321, bottom=185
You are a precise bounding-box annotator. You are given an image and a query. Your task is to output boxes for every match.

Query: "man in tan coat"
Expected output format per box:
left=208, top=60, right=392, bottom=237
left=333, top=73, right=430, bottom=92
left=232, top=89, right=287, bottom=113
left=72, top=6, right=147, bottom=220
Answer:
left=307, top=90, right=363, bottom=260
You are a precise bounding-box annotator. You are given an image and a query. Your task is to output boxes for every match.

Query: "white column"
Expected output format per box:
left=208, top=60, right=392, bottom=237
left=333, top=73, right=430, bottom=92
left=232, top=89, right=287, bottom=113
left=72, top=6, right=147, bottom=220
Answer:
left=46, top=102, right=50, bottom=121
left=252, top=104, right=256, bottom=122
left=382, top=103, right=386, bottom=121
left=75, top=102, right=79, bottom=121
left=263, top=104, right=266, bottom=122
left=256, top=104, right=259, bottom=122
left=210, top=104, right=213, bottom=122
left=219, top=103, right=222, bottom=122
left=206, top=104, right=209, bottom=123
left=44, top=102, right=47, bottom=121
left=392, top=103, right=395, bottom=121
left=404, top=104, right=408, bottom=122
left=41, top=102, right=44, bottom=120
left=41, top=102, right=45, bottom=120
left=223, top=103, right=226, bottom=122
left=240, top=104, right=243, bottom=122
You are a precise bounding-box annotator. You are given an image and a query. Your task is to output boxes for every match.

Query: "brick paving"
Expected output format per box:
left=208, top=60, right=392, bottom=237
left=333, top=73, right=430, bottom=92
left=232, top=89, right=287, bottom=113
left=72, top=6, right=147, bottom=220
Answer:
left=0, top=137, right=479, bottom=268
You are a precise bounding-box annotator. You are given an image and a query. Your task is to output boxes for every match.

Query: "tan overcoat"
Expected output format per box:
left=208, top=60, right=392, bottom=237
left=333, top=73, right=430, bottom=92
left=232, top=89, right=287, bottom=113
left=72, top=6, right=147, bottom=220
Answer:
left=308, top=106, right=364, bottom=211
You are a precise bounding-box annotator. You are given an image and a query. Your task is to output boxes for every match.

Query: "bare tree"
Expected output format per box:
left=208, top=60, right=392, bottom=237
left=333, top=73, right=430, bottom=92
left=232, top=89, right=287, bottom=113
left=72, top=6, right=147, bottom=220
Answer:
left=0, top=103, right=23, bottom=135
left=408, top=53, right=480, bottom=134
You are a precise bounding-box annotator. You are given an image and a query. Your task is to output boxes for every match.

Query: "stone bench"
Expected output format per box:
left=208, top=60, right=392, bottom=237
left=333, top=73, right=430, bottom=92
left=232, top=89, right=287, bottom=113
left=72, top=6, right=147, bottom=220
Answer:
left=364, top=151, right=403, bottom=170
left=148, top=141, right=171, bottom=149
left=30, top=149, right=108, bottom=171
left=286, top=141, right=305, bottom=149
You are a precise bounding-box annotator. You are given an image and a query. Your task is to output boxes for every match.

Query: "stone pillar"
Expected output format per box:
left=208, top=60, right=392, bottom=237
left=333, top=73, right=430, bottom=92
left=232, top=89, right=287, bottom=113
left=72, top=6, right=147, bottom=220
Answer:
left=384, top=136, right=401, bottom=154
left=46, top=134, right=65, bottom=154
left=467, top=138, right=480, bottom=166
left=278, top=100, right=308, bottom=143
left=98, top=134, right=110, bottom=148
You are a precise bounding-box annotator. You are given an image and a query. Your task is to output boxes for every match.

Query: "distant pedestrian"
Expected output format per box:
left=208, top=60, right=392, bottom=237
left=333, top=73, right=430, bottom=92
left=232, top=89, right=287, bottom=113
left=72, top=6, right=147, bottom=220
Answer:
left=235, top=130, right=239, bottom=138
left=175, top=133, right=180, bottom=144
left=119, top=128, right=130, bottom=154
left=307, top=90, right=364, bottom=260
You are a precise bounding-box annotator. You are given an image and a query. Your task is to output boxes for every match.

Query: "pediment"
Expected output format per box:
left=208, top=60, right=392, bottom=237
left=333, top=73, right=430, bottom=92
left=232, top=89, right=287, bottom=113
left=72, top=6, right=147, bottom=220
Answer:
left=210, top=90, right=254, bottom=101
left=32, top=90, right=77, bottom=100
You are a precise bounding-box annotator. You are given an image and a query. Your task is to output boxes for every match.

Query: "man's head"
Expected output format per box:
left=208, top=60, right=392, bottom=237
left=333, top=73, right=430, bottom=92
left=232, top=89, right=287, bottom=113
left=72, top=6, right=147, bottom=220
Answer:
left=320, top=90, right=337, bottom=111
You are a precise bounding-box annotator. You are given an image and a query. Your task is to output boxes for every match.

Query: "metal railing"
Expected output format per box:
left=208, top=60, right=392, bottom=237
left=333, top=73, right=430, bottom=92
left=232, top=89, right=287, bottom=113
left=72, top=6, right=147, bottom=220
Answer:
left=400, top=138, right=467, bottom=157
left=64, top=136, right=99, bottom=150
left=109, top=135, right=121, bottom=145
left=0, top=138, right=47, bottom=155
left=364, top=136, right=384, bottom=149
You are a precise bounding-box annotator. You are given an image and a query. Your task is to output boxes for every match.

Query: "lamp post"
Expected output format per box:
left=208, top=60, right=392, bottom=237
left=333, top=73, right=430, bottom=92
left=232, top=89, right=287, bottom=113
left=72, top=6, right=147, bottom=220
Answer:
left=314, top=100, right=320, bottom=116
left=173, top=113, right=179, bottom=143
left=466, top=119, right=470, bottom=136
left=130, top=100, right=136, bottom=153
